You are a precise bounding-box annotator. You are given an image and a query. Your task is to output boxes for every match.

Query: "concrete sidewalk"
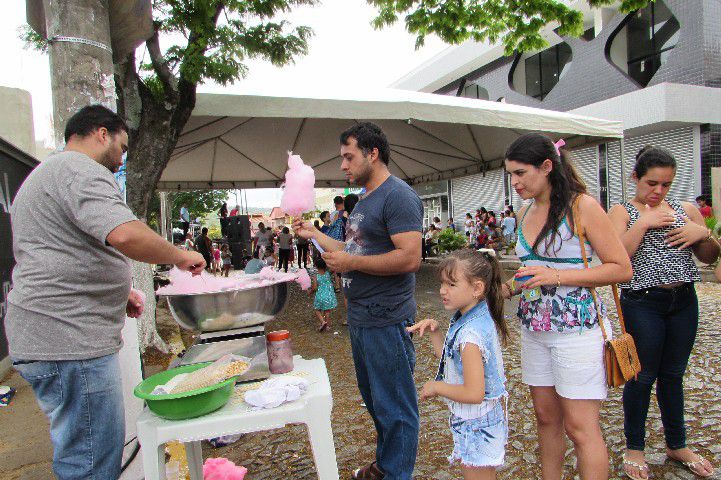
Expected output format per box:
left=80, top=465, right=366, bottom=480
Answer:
left=0, top=369, right=54, bottom=479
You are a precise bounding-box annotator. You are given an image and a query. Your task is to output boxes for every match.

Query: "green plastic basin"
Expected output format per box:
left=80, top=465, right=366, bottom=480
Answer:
left=134, top=362, right=235, bottom=420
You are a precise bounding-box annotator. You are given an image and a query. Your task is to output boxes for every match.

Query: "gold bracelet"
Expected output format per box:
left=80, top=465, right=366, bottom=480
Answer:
left=554, top=269, right=561, bottom=287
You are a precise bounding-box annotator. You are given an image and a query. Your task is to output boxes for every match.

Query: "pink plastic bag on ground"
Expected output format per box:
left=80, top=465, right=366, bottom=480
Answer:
left=203, top=457, right=247, bottom=480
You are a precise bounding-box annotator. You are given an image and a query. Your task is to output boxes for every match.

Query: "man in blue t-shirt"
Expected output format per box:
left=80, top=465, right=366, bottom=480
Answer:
left=294, top=123, right=422, bottom=480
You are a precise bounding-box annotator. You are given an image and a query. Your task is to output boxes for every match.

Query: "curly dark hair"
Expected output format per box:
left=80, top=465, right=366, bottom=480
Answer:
left=339, top=122, right=390, bottom=165
left=64, top=104, right=128, bottom=142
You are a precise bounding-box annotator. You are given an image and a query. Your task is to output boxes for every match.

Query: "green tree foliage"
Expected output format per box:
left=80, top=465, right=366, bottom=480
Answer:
left=437, top=229, right=467, bottom=253
left=368, top=0, right=651, bottom=55
left=23, top=0, right=316, bottom=220
left=170, top=190, right=229, bottom=223
left=145, top=190, right=228, bottom=231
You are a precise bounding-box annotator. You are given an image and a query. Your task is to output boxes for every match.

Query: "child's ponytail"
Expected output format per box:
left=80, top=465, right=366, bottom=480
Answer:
left=438, top=249, right=509, bottom=344
left=481, top=252, right=508, bottom=345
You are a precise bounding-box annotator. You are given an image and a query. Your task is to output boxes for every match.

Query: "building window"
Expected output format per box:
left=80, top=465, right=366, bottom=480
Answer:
left=522, top=43, right=572, bottom=100
left=606, top=1, right=679, bottom=87
left=581, top=27, right=596, bottom=41
left=462, top=83, right=490, bottom=100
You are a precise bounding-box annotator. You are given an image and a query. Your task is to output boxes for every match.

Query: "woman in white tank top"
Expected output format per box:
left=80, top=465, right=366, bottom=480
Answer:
left=501, top=133, right=632, bottom=480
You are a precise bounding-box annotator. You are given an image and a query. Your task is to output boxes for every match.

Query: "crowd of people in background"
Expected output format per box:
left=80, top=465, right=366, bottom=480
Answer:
left=461, top=206, right=518, bottom=252
left=174, top=193, right=362, bottom=280
left=179, top=188, right=526, bottom=276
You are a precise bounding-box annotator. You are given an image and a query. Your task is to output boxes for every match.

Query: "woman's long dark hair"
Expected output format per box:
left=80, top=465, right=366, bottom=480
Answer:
left=438, top=249, right=508, bottom=344
left=505, top=133, right=587, bottom=255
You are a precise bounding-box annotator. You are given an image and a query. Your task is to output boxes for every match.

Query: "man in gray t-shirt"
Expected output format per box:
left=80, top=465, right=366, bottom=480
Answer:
left=5, top=105, right=205, bottom=480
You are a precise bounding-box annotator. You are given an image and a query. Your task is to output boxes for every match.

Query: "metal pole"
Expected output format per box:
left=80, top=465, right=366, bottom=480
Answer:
left=620, top=137, right=627, bottom=203
left=159, top=191, right=168, bottom=240
left=159, top=191, right=173, bottom=243
left=244, top=189, right=249, bottom=214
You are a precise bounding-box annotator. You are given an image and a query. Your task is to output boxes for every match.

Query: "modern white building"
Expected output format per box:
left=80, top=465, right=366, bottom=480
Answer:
left=393, top=0, right=721, bottom=219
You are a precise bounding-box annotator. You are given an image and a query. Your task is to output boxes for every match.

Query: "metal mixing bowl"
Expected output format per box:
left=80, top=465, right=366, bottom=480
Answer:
left=163, top=282, right=289, bottom=332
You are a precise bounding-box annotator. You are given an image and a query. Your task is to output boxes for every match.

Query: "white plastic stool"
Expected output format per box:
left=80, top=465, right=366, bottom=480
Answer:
left=136, top=357, right=339, bottom=479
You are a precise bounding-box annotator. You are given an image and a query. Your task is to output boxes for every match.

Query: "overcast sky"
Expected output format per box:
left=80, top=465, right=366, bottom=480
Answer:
left=1, top=1, right=450, bottom=207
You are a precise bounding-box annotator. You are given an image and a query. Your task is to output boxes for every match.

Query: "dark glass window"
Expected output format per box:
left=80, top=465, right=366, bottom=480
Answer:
left=626, top=3, right=680, bottom=86
left=462, top=83, right=490, bottom=100
left=524, top=43, right=572, bottom=100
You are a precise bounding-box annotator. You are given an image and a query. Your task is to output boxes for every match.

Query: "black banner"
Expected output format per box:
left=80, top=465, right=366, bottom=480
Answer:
left=0, top=140, right=38, bottom=360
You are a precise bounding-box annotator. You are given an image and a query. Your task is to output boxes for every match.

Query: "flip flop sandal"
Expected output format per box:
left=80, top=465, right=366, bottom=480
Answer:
left=318, top=321, right=329, bottom=332
left=622, top=454, right=649, bottom=480
left=351, top=461, right=384, bottom=480
left=668, top=454, right=714, bottom=477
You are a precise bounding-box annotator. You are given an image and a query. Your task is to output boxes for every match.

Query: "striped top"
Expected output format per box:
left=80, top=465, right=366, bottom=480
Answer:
left=515, top=204, right=607, bottom=333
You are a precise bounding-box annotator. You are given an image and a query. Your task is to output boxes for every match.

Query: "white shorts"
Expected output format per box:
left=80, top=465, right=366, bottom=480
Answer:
left=520, top=322, right=610, bottom=400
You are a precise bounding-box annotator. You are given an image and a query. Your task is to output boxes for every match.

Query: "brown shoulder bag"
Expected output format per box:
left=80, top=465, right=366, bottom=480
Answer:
left=573, top=197, right=641, bottom=388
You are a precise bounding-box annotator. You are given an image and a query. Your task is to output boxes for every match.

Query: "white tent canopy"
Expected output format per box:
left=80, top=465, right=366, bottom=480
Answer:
left=159, top=89, right=623, bottom=190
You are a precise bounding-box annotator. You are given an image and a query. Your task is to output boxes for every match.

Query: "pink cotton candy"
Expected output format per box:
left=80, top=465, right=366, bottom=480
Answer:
left=280, top=152, right=315, bottom=217
left=259, top=267, right=311, bottom=291
left=203, top=457, right=247, bottom=480
left=156, top=269, right=239, bottom=295
left=156, top=267, right=313, bottom=295
left=295, top=268, right=311, bottom=290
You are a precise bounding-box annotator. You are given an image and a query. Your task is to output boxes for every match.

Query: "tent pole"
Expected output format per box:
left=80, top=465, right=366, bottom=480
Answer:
left=159, top=191, right=170, bottom=242
left=620, top=137, right=627, bottom=203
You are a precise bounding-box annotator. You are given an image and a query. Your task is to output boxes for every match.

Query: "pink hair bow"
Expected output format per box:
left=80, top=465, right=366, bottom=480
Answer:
left=554, top=139, right=565, bottom=156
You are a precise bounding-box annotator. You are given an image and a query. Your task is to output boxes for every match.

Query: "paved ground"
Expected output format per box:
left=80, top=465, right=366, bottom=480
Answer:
left=2, top=263, right=720, bottom=479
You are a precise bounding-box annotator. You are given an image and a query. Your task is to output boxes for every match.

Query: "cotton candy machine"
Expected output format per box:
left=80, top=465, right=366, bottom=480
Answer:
left=163, top=282, right=289, bottom=382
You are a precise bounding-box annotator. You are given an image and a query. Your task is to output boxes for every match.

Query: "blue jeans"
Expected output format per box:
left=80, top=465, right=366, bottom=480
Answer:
left=349, top=321, right=419, bottom=480
left=620, top=284, right=698, bottom=450
left=13, top=353, right=125, bottom=480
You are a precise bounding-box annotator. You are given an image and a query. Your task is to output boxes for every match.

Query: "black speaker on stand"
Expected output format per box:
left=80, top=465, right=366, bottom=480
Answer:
left=227, top=215, right=252, bottom=269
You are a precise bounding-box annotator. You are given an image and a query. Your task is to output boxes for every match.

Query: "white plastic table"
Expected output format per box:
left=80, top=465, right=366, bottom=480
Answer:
left=136, top=357, right=339, bottom=479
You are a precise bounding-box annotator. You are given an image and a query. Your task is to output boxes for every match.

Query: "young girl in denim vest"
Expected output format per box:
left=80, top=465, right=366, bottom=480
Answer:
left=409, top=249, right=509, bottom=480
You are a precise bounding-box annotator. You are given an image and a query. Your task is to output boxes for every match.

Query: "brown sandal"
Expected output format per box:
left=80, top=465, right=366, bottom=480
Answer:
left=351, top=461, right=384, bottom=479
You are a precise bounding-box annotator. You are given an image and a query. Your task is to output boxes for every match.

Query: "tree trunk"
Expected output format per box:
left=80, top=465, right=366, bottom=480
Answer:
left=118, top=72, right=195, bottom=219
left=116, top=55, right=196, bottom=353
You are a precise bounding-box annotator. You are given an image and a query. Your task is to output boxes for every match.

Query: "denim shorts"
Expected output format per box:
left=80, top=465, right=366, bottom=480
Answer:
left=448, top=403, right=507, bottom=468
